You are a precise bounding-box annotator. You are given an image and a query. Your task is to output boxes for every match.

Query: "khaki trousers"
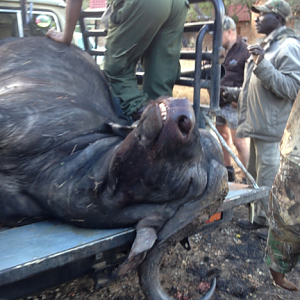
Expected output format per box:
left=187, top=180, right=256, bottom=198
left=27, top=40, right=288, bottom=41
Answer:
left=247, top=138, right=280, bottom=225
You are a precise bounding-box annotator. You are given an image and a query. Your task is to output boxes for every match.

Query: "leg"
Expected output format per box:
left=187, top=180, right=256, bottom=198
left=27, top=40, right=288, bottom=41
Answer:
left=223, top=104, right=249, bottom=176
left=237, top=138, right=263, bottom=229
left=0, top=176, right=49, bottom=226
left=216, top=110, right=235, bottom=182
left=265, top=227, right=300, bottom=291
left=216, top=105, right=242, bottom=182
left=231, top=129, right=249, bottom=177
left=104, top=0, right=174, bottom=117
left=253, top=139, right=280, bottom=223
left=216, top=105, right=235, bottom=167
left=216, top=123, right=234, bottom=167
left=142, top=0, right=189, bottom=100
left=246, top=138, right=257, bottom=179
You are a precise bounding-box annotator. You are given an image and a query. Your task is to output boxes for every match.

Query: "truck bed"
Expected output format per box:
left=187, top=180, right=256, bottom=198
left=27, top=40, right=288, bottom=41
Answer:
left=0, top=183, right=269, bottom=299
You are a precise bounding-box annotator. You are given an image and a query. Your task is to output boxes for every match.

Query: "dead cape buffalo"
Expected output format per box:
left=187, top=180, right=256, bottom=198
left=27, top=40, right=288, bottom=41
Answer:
left=0, top=37, right=228, bottom=280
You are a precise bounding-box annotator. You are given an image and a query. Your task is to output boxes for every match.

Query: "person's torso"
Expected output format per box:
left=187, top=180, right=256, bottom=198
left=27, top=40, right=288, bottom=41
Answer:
left=220, top=37, right=250, bottom=107
left=238, top=34, right=300, bottom=141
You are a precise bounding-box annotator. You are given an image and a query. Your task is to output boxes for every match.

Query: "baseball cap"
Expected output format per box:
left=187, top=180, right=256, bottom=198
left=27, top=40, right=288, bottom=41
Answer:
left=223, top=16, right=236, bottom=31
left=252, top=0, right=291, bottom=22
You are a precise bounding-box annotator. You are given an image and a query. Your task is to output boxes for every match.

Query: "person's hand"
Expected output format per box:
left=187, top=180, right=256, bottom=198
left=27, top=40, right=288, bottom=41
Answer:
left=231, top=102, right=237, bottom=108
left=247, top=44, right=265, bottom=65
left=220, top=86, right=229, bottom=99
left=46, top=29, right=71, bottom=45
left=220, top=86, right=240, bottom=104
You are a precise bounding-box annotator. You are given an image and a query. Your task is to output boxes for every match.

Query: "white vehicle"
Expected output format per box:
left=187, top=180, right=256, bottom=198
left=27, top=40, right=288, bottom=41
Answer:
left=0, top=0, right=105, bottom=66
left=0, top=0, right=66, bottom=40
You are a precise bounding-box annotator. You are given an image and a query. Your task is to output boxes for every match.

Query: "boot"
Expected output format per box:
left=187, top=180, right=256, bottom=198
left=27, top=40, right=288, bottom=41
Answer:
left=270, top=269, right=298, bottom=291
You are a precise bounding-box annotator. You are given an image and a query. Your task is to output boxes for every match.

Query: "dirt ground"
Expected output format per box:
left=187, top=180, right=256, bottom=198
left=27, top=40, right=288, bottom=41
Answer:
left=18, top=173, right=300, bottom=300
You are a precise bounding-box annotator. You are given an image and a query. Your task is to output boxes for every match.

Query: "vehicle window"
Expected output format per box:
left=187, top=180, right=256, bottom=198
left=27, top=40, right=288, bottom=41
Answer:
left=0, top=11, right=20, bottom=40
left=0, top=10, right=61, bottom=41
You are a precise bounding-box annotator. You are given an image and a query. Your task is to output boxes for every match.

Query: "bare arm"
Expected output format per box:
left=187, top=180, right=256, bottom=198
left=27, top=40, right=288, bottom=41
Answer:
left=46, top=0, right=83, bottom=45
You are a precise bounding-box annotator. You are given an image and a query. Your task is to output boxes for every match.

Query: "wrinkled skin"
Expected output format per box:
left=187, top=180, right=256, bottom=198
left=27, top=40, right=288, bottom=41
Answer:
left=0, top=37, right=228, bottom=272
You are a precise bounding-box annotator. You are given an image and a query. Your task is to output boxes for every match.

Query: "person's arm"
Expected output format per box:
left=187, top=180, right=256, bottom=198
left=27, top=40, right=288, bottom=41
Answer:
left=46, top=0, right=83, bottom=45
left=253, top=42, right=300, bottom=102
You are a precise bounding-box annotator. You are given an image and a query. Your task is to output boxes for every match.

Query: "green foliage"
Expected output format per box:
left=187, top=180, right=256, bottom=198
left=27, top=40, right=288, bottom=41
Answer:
left=223, top=0, right=300, bottom=21
left=186, top=3, right=214, bottom=22
left=198, top=2, right=215, bottom=17
left=82, top=0, right=90, bottom=10
left=186, top=9, right=198, bottom=22
left=287, top=0, right=300, bottom=15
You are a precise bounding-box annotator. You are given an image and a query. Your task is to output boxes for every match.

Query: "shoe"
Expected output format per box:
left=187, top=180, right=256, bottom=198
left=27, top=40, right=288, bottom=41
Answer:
left=237, top=218, right=268, bottom=230
left=226, top=166, right=235, bottom=182
left=257, top=228, right=268, bottom=241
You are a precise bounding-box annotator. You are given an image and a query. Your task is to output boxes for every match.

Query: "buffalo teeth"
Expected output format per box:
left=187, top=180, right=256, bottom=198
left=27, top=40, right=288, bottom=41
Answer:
left=159, top=103, right=167, bottom=121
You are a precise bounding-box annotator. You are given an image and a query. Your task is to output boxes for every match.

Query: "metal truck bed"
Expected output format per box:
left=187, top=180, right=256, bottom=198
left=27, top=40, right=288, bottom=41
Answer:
left=0, top=183, right=269, bottom=299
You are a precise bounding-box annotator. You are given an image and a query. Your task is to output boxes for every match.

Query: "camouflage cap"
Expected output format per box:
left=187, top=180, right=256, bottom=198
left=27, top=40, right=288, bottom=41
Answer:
left=252, top=0, right=291, bottom=22
left=223, top=16, right=236, bottom=31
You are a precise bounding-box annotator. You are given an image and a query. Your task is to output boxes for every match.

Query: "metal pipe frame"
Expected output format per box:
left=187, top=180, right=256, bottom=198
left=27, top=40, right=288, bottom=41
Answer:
left=191, top=0, right=225, bottom=126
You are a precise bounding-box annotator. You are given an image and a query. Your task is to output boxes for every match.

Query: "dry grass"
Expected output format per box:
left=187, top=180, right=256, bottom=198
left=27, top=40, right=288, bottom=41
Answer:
left=173, top=86, right=210, bottom=106
left=174, top=59, right=210, bottom=105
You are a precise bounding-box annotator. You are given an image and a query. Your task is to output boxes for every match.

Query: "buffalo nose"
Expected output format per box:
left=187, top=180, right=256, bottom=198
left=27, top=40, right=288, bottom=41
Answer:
left=167, top=98, right=195, bottom=137
left=177, top=115, right=193, bottom=136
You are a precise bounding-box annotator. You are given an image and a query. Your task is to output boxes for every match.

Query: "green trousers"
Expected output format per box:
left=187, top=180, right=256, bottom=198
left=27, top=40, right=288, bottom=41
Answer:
left=104, top=0, right=189, bottom=117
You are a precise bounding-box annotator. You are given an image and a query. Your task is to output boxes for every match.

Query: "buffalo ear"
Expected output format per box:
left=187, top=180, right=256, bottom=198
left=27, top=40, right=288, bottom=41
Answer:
left=114, top=227, right=157, bottom=276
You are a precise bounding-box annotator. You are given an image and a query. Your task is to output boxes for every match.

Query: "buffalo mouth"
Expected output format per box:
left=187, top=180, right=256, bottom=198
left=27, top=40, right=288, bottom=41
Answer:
left=132, top=97, right=197, bottom=158
left=159, top=102, right=167, bottom=122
